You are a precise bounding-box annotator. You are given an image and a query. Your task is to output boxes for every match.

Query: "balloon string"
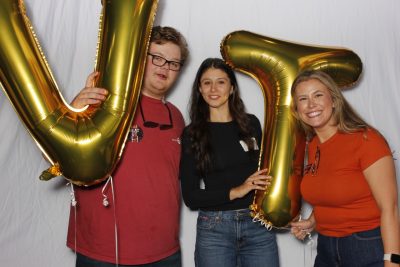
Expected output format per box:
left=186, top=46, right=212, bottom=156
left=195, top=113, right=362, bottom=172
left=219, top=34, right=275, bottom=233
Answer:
left=297, top=213, right=314, bottom=267
left=67, top=183, right=78, bottom=261
left=101, top=176, right=119, bottom=266
left=102, top=177, right=111, bottom=207
left=252, top=211, right=315, bottom=267
left=67, top=179, right=119, bottom=265
left=303, top=236, right=314, bottom=267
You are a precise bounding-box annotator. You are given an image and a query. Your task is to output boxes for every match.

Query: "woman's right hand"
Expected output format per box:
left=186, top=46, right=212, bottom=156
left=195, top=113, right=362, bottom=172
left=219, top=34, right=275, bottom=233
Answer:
left=70, top=71, right=108, bottom=109
left=229, top=168, right=271, bottom=201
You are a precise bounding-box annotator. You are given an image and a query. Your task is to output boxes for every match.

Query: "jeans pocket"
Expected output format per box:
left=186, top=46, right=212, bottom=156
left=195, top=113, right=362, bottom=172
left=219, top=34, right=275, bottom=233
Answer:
left=197, top=214, right=218, bottom=230
left=353, top=227, right=381, bottom=241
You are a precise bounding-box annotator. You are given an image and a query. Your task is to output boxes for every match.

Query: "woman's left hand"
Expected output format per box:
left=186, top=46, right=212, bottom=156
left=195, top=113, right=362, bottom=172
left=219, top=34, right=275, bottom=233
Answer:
left=290, top=214, right=316, bottom=241
left=229, top=168, right=271, bottom=200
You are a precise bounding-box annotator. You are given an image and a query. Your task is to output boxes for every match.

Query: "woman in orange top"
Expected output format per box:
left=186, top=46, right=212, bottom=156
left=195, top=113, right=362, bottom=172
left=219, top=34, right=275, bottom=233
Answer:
left=290, top=70, right=400, bottom=266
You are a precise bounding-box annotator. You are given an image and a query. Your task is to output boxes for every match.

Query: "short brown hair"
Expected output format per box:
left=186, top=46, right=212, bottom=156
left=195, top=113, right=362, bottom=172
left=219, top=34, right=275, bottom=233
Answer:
left=151, top=26, right=189, bottom=64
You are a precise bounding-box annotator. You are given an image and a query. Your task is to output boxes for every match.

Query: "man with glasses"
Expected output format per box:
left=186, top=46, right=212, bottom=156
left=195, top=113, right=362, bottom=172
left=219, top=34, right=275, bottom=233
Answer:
left=67, top=26, right=189, bottom=267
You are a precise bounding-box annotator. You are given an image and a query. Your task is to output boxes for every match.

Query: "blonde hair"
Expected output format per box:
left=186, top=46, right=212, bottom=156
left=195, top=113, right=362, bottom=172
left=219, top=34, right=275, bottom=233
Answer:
left=290, top=70, right=370, bottom=138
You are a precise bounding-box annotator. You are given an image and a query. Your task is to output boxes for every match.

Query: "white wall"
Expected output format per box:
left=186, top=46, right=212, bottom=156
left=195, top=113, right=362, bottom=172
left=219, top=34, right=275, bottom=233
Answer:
left=0, top=0, right=399, bottom=266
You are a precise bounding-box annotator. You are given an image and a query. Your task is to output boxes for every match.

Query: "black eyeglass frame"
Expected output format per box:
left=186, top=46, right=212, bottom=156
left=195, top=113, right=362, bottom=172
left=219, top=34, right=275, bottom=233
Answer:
left=147, top=53, right=182, bottom=71
left=139, top=100, right=173, bottom=130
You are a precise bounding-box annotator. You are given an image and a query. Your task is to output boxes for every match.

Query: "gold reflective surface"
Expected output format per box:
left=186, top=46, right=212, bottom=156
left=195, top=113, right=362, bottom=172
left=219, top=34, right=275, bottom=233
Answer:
left=0, top=0, right=158, bottom=185
left=221, top=30, right=362, bottom=227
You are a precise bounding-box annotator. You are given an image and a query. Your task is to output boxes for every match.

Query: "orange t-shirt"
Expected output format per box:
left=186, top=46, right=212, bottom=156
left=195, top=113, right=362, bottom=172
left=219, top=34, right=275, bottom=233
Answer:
left=301, top=129, right=392, bottom=237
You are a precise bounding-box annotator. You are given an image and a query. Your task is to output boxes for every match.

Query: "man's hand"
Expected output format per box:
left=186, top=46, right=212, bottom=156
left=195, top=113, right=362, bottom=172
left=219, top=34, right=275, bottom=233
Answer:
left=70, top=71, right=108, bottom=109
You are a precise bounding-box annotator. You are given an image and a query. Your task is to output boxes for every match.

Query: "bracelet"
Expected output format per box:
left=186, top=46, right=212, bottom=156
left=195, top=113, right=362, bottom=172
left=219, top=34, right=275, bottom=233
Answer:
left=383, top=253, right=400, bottom=264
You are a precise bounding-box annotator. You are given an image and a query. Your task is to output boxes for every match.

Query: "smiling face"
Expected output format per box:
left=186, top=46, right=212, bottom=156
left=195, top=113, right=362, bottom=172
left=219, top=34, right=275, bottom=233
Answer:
left=294, top=78, right=337, bottom=137
left=141, top=42, right=182, bottom=99
left=199, top=67, right=233, bottom=118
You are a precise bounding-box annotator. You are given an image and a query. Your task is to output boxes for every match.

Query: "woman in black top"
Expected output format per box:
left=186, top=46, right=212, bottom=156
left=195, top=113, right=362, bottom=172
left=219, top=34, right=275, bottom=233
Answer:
left=180, top=58, right=279, bottom=267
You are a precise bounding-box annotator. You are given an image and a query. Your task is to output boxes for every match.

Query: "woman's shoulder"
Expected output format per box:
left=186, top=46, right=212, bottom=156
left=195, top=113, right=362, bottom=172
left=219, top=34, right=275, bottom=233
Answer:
left=182, top=124, right=191, bottom=137
left=246, top=113, right=262, bottom=132
left=351, top=128, right=392, bottom=169
left=180, top=126, right=193, bottom=149
left=337, top=128, right=391, bottom=154
left=361, top=128, right=390, bottom=148
left=245, top=114, right=262, bottom=138
left=246, top=113, right=261, bottom=125
left=343, top=128, right=387, bottom=143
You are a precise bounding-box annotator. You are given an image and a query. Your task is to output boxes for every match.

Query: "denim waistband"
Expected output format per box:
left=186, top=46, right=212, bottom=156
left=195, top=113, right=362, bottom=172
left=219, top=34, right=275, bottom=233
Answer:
left=198, top=209, right=251, bottom=218
left=319, top=226, right=381, bottom=238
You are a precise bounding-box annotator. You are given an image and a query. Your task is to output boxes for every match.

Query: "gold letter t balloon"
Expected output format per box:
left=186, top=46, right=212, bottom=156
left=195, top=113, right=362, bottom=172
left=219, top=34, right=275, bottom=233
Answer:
left=0, top=0, right=158, bottom=186
left=221, top=31, right=362, bottom=227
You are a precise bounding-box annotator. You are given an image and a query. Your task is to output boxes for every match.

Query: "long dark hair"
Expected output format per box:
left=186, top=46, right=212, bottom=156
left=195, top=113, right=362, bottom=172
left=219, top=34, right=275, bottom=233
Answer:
left=186, top=58, right=255, bottom=174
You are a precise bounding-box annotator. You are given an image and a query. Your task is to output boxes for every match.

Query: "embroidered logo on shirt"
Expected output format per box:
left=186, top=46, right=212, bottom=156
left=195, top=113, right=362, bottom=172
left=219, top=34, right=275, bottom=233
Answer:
left=172, top=137, right=181, bottom=144
left=239, top=137, right=259, bottom=152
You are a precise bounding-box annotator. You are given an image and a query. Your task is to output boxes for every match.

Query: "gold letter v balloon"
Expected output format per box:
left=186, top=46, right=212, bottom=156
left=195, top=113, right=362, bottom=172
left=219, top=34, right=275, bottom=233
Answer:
left=221, top=31, right=362, bottom=227
left=0, top=0, right=158, bottom=186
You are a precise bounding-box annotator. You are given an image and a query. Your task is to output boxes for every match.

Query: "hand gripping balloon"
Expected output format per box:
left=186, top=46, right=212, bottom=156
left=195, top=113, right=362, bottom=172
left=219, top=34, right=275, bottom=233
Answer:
left=220, top=31, right=362, bottom=227
left=0, top=0, right=158, bottom=186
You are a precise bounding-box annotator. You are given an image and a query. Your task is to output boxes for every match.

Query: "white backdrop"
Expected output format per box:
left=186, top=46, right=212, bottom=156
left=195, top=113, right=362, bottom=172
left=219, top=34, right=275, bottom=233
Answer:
left=0, top=0, right=399, bottom=266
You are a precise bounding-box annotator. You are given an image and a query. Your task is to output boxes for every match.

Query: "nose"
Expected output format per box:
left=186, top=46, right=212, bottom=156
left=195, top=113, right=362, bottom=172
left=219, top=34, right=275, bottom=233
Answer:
left=210, top=82, right=218, bottom=92
left=307, top=98, right=316, bottom=108
left=160, top=62, right=170, bottom=70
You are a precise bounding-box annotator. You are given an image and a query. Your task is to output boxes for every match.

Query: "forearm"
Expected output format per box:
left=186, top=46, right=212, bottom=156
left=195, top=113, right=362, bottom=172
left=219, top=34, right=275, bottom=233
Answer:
left=381, top=206, right=400, bottom=253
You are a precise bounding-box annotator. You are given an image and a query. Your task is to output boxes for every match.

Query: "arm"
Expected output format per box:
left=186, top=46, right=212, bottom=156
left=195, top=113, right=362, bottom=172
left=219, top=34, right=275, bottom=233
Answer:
left=180, top=155, right=269, bottom=208
left=229, top=168, right=270, bottom=200
left=180, top=115, right=269, bottom=209
left=364, top=155, right=400, bottom=266
left=70, top=71, right=108, bottom=108
left=179, top=134, right=231, bottom=209
left=179, top=131, right=270, bottom=209
left=230, top=115, right=270, bottom=199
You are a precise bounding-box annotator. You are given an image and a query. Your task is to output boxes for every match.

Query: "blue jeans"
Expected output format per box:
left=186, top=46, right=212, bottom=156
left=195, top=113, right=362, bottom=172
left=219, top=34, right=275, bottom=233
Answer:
left=195, top=209, right=279, bottom=267
left=315, top=227, right=383, bottom=267
left=76, top=250, right=181, bottom=267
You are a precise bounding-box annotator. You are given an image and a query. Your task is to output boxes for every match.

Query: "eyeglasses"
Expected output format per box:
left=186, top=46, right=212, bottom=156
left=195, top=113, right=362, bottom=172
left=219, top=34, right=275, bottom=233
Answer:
left=304, top=146, right=320, bottom=176
left=147, top=53, right=182, bottom=71
left=139, top=99, right=173, bottom=130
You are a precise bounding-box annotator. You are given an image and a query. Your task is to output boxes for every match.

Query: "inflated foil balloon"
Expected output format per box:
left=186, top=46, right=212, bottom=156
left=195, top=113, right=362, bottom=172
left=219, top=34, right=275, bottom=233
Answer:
left=220, top=31, right=362, bottom=227
left=0, top=0, right=158, bottom=186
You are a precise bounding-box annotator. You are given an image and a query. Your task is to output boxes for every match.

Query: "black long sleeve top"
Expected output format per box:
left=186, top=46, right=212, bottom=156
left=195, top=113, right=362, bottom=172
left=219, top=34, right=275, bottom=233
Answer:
left=179, top=114, right=262, bottom=211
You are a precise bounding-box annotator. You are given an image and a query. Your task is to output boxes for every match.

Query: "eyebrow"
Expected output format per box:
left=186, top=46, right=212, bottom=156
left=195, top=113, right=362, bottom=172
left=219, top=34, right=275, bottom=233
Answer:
left=149, top=51, right=181, bottom=62
left=297, top=89, right=325, bottom=96
left=295, top=94, right=307, bottom=99
left=201, top=77, right=229, bottom=81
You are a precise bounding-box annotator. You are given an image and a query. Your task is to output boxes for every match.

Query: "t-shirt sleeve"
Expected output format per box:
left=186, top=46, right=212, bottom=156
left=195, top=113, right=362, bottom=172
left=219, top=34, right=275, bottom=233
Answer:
left=359, top=129, right=392, bottom=170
